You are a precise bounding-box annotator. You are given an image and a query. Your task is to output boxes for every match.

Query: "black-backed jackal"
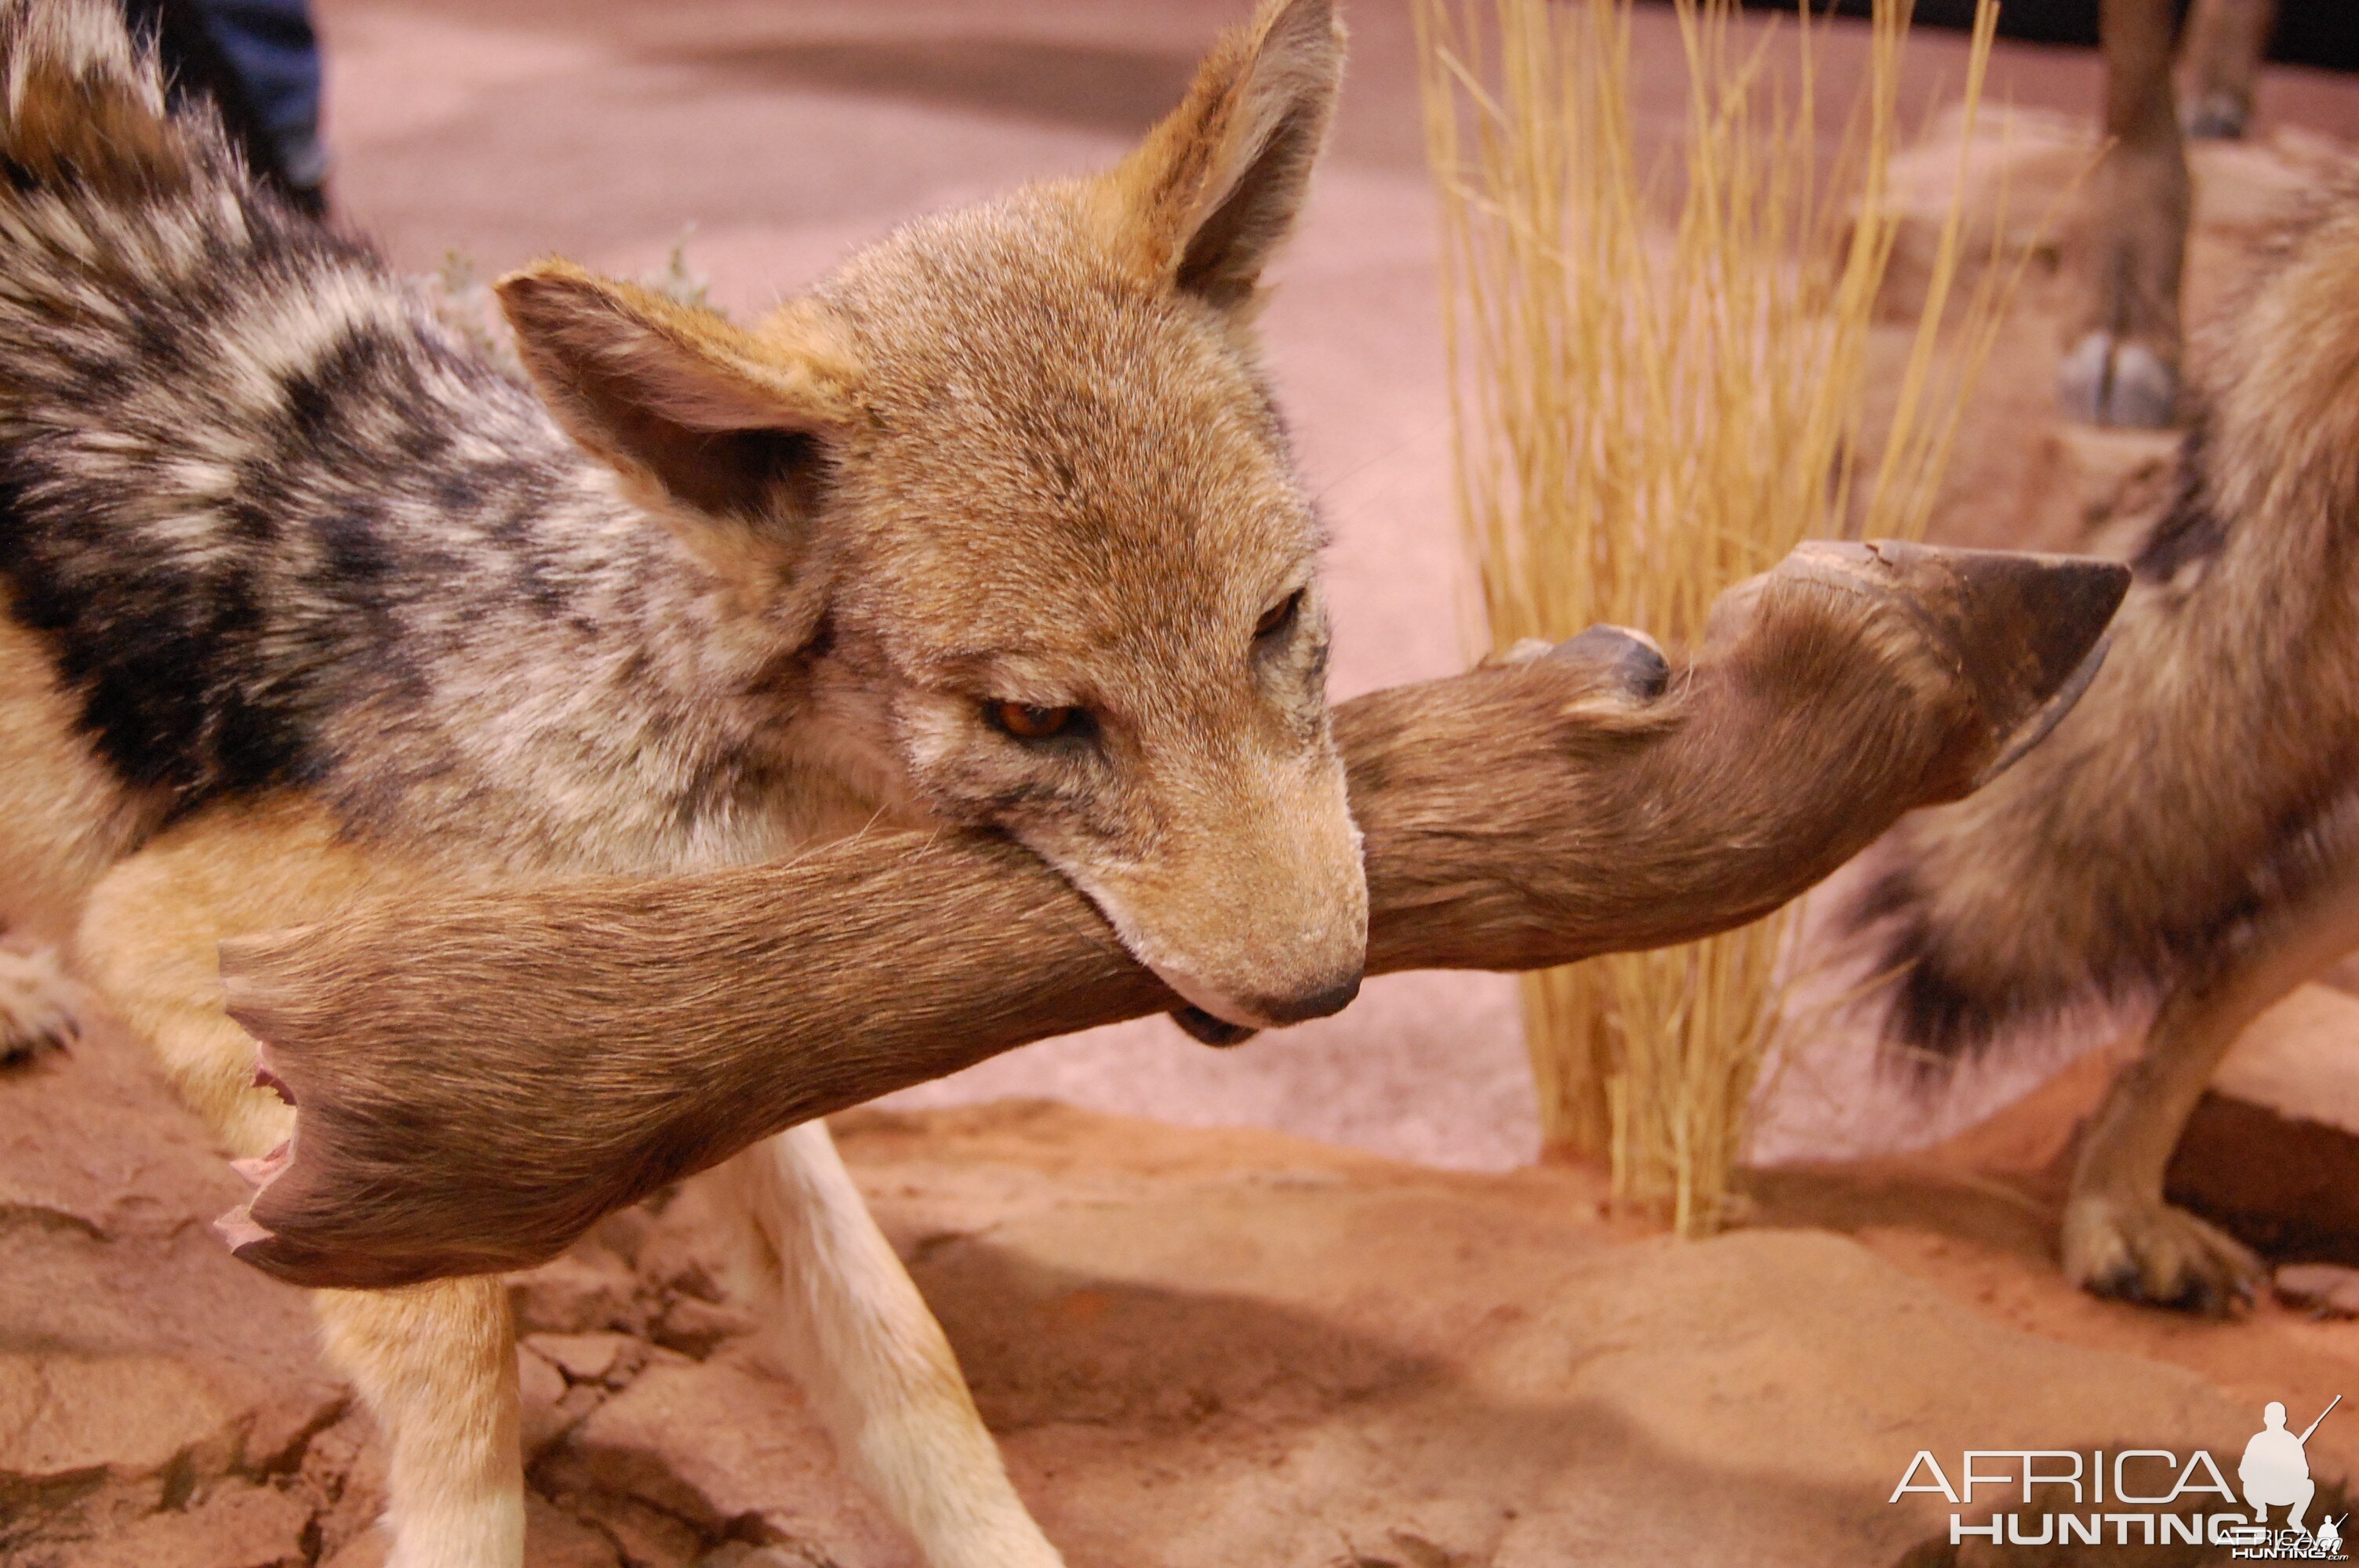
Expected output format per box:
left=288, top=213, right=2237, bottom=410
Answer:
left=1854, top=187, right=2359, bottom=1315
left=0, top=1, right=1365, bottom=1562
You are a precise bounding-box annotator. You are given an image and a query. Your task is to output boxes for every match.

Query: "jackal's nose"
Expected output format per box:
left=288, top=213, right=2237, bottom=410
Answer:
left=1251, top=970, right=1363, bottom=1025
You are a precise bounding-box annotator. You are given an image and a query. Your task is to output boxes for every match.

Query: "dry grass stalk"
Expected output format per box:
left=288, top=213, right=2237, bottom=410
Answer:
left=1417, top=0, right=2014, bottom=1232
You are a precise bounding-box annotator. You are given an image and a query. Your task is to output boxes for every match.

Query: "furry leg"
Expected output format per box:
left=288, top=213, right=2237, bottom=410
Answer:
left=315, top=1279, right=525, bottom=1568
left=2065, top=872, right=2359, bottom=1313
left=162, top=1009, right=529, bottom=1568
left=729, top=1122, right=1063, bottom=1568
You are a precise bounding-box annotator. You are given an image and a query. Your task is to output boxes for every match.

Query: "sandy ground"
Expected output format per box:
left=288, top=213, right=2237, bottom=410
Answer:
left=301, top=0, right=2359, bottom=1172
left=10, top=1014, right=2359, bottom=1568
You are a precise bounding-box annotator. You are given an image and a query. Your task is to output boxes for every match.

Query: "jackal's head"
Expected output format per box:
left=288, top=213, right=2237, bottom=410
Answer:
left=495, top=0, right=1365, bottom=1031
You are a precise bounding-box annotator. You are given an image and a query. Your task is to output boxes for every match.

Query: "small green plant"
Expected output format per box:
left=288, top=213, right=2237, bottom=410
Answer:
left=421, top=229, right=719, bottom=382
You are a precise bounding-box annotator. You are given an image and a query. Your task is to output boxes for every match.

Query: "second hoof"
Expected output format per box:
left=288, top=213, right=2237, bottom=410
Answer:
left=2059, top=332, right=2179, bottom=430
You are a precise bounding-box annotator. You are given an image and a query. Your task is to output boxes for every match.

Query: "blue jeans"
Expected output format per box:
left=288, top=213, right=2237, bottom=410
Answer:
left=189, top=0, right=326, bottom=190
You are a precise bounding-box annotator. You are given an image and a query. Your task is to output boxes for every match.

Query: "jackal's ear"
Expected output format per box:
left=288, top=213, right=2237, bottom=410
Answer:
left=496, top=260, right=861, bottom=530
left=1101, top=0, right=1343, bottom=312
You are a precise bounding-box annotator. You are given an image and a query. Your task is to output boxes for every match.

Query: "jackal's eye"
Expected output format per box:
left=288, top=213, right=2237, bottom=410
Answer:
left=1255, top=589, right=1304, bottom=643
left=986, top=701, right=1087, bottom=742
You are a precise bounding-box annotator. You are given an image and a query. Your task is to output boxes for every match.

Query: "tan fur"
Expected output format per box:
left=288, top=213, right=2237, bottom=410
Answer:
left=1878, top=209, right=2359, bottom=1032
left=316, top=1278, right=525, bottom=1568
left=1089, top=0, right=1343, bottom=309
left=0, top=617, right=153, bottom=1061
left=709, top=1127, right=1030, bottom=1556
left=495, top=262, right=864, bottom=572
left=0, top=943, right=75, bottom=1061
left=468, top=0, right=1367, bottom=1028
left=76, top=796, right=426, bottom=1149
left=200, top=542, right=2129, bottom=1287
left=0, top=1, right=191, bottom=198
left=0, top=617, right=154, bottom=943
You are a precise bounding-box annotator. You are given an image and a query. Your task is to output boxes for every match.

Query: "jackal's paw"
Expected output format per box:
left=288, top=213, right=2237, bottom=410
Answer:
left=2058, top=332, right=2179, bottom=429
left=2063, top=1192, right=2261, bottom=1316
left=0, top=946, right=78, bottom=1065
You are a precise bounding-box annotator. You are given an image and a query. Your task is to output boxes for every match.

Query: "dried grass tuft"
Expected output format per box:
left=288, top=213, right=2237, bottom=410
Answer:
left=1417, top=0, right=2021, bottom=1232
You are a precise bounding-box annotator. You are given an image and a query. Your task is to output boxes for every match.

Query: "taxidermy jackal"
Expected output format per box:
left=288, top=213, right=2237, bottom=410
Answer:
left=1850, top=191, right=2359, bottom=1317
left=0, top=0, right=1362, bottom=1562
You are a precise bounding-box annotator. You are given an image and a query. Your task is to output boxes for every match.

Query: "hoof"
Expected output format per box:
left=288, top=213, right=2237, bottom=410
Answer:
left=2185, top=92, right=2252, bottom=141
left=2058, top=332, right=2179, bottom=429
left=2063, top=1192, right=2262, bottom=1316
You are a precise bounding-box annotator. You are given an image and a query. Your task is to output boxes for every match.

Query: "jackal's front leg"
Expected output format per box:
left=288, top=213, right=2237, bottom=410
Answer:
left=315, top=1279, right=525, bottom=1568
left=2067, top=965, right=2274, bottom=1314
left=729, top=1122, right=1063, bottom=1568
left=2063, top=878, right=2359, bottom=1313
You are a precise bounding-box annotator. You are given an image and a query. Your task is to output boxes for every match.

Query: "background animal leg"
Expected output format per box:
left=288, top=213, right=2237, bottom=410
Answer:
left=2183, top=0, right=2278, bottom=139
left=2059, top=0, right=2189, bottom=429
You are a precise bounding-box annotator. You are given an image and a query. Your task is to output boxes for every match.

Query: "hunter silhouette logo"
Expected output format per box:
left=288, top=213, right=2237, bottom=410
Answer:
left=1889, top=1396, right=2348, bottom=1557
left=2241, top=1398, right=2337, bottom=1538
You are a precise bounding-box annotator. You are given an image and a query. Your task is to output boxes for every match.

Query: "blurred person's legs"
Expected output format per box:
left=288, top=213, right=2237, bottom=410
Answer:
left=191, top=0, right=327, bottom=199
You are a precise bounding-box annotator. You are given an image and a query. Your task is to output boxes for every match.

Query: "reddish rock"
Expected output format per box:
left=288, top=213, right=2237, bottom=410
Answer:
left=834, top=1103, right=2286, bottom=1568
left=524, top=1494, right=627, bottom=1568
left=543, top=1489, right=703, bottom=1568
left=2274, top=1263, right=2359, bottom=1318
left=295, top=1407, right=388, bottom=1565
left=2168, top=985, right=2359, bottom=1263
left=518, top=1341, right=576, bottom=1460
left=649, top=1295, right=755, bottom=1360
left=15, top=1018, right=2359, bottom=1568
left=31, top=1483, right=314, bottom=1568
left=529, top=1330, right=647, bottom=1388
left=540, top=1350, right=909, bottom=1566
left=510, top=1252, right=649, bottom=1339
left=0, top=1021, right=343, bottom=1559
